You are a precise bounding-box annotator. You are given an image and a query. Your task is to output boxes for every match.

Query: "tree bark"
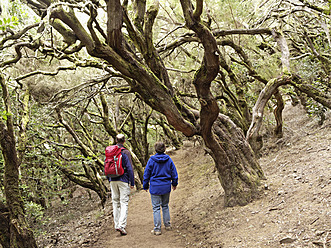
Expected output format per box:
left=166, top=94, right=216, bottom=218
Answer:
left=17, top=87, right=31, bottom=165
left=290, top=77, right=331, bottom=109
left=0, top=74, right=38, bottom=248
left=273, top=89, right=284, bottom=138
left=247, top=77, right=288, bottom=153
left=0, top=201, right=10, bottom=248
left=213, top=114, right=265, bottom=206
left=128, top=112, right=148, bottom=181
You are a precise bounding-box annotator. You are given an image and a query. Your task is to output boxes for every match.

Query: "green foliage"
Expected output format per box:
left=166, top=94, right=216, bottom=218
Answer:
left=21, top=141, right=69, bottom=206
left=0, top=16, right=19, bottom=31
left=1, top=0, right=38, bottom=26
left=306, top=99, right=327, bottom=125
left=0, top=110, right=12, bottom=121
left=24, top=200, right=48, bottom=237
left=24, top=201, right=44, bottom=222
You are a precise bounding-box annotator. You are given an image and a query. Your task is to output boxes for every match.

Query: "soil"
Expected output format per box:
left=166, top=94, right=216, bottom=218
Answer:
left=37, top=104, right=330, bottom=248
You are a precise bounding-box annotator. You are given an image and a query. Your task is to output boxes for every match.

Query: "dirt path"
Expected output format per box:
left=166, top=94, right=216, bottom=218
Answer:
left=95, top=163, right=187, bottom=248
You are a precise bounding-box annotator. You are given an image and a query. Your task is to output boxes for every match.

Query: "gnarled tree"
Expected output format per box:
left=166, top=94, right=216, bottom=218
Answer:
left=19, top=0, right=266, bottom=207
left=18, top=0, right=330, bottom=208
left=0, top=73, right=37, bottom=248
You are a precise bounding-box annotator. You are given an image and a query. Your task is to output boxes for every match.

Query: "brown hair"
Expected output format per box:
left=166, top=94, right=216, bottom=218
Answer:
left=154, top=141, right=166, bottom=153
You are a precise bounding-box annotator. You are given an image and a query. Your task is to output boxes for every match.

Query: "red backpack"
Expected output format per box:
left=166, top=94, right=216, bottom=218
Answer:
left=104, top=145, right=126, bottom=178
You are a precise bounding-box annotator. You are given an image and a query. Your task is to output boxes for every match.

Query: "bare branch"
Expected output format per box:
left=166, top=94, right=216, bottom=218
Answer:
left=272, top=30, right=290, bottom=74
left=214, top=28, right=272, bottom=37
left=157, top=28, right=273, bottom=54
left=296, top=0, right=329, bottom=15
left=14, top=65, right=77, bottom=81
left=166, top=67, right=196, bottom=73
left=55, top=108, right=104, bottom=168
left=155, top=24, right=185, bottom=47
left=193, top=0, right=203, bottom=21
left=0, top=41, right=39, bottom=68
left=0, top=23, right=39, bottom=48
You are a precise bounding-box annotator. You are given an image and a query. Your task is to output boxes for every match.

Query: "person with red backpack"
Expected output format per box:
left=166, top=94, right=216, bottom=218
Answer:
left=105, top=134, right=134, bottom=236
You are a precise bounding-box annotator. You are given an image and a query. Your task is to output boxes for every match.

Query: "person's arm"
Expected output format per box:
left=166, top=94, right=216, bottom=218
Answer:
left=170, top=158, right=178, bottom=189
left=123, top=153, right=135, bottom=187
left=123, top=149, right=133, bottom=169
left=143, top=159, right=152, bottom=191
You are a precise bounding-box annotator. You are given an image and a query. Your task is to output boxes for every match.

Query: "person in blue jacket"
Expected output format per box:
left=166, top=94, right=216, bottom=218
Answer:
left=143, top=141, right=178, bottom=235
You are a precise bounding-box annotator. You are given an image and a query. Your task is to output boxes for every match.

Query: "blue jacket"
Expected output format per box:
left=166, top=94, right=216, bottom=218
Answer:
left=143, top=153, right=178, bottom=195
left=108, top=145, right=135, bottom=187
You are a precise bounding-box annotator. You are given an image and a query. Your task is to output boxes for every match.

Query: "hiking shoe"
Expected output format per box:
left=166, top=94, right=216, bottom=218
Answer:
left=165, top=226, right=172, bottom=230
left=118, top=228, right=127, bottom=236
left=151, top=229, right=162, bottom=235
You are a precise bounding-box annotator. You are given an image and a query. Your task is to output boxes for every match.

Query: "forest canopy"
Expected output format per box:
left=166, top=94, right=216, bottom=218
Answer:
left=0, top=0, right=330, bottom=247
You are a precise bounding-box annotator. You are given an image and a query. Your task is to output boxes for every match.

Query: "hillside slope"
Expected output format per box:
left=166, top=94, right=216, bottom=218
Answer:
left=171, top=104, right=330, bottom=247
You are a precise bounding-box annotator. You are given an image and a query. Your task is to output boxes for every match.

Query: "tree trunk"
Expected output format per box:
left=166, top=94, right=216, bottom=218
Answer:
left=1, top=137, right=38, bottom=247
left=128, top=151, right=143, bottom=190
left=273, top=89, right=284, bottom=138
left=0, top=201, right=10, bottom=248
left=212, top=115, right=265, bottom=206
left=247, top=77, right=286, bottom=153
left=0, top=74, right=38, bottom=248
left=247, top=74, right=331, bottom=154
left=179, top=0, right=265, bottom=207
left=156, top=117, right=182, bottom=149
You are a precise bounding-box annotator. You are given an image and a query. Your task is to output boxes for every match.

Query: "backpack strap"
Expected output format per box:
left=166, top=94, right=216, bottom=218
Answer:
left=119, top=147, right=128, bottom=172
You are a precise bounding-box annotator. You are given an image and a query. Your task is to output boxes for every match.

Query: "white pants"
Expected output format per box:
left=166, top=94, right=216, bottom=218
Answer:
left=110, top=181, right=131, bottom=229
